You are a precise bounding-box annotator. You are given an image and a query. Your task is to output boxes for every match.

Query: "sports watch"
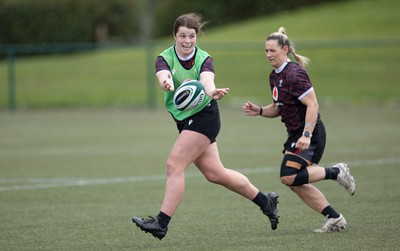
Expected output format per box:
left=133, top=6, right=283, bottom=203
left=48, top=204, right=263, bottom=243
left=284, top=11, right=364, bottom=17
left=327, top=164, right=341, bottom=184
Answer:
left=303, top=131, right=312, bottom=138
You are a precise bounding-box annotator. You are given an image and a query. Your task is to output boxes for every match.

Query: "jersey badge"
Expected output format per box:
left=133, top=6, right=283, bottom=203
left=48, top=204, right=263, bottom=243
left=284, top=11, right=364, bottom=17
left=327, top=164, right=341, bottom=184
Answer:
left=272, top=86, right=278, bottom=101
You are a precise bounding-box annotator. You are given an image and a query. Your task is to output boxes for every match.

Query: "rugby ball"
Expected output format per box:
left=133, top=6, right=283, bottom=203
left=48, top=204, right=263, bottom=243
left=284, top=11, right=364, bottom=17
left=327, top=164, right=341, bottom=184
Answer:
left=173, top=80, right=206, bottom=111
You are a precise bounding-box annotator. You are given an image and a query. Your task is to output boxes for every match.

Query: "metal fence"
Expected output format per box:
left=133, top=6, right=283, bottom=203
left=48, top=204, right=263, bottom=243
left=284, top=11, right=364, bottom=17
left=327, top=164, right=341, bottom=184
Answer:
left=1, top=39, right=399, bottom=111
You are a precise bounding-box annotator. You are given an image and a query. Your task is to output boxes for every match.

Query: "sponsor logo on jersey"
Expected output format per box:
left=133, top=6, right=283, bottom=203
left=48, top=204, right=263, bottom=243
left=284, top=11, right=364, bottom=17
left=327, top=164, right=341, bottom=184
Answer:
left=272, top=86, right=278, bottom=101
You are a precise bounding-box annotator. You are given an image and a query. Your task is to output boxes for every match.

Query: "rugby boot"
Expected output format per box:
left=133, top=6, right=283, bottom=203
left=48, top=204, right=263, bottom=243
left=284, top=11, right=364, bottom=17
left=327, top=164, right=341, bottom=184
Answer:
left=335, top=163, right=356, bottom=195
left=262, top=192, right=279, bottom=230
left=314, top=214, right=347, bottom=233
left=132, top=216, right=168, bottom=240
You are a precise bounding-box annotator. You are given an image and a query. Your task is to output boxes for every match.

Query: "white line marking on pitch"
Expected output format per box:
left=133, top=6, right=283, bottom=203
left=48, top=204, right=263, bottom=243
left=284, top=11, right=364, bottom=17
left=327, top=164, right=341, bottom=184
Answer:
left=0, top=157, right=399, bottom=192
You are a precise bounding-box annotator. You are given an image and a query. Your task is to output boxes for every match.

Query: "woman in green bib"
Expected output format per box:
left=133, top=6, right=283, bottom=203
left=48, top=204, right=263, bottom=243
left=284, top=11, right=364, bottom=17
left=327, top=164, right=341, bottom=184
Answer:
left=132, top=13, right=279, bottom=240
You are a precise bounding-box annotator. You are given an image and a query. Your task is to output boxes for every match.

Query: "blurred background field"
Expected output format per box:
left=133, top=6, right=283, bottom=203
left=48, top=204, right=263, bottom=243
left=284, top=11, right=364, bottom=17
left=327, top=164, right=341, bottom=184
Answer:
left=0, top=0, right=399, bottom=109
left=1, top=0, right=400, bottom=250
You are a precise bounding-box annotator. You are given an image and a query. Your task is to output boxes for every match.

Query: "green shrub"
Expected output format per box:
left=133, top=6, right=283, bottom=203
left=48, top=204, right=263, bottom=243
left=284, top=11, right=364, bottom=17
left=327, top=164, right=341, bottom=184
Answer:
left=0, top=0, right=140, bottom=44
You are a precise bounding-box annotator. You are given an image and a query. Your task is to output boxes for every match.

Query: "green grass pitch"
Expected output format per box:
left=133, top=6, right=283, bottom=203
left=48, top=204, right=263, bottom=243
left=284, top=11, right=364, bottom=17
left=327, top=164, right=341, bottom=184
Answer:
left=1, top=106, right=399, bottom=250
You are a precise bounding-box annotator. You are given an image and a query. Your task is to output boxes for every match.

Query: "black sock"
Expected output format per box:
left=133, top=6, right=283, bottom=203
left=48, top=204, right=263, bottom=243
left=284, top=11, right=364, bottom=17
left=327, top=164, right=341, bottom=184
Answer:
left=252, top=191, right=268, bottom=209
left=321, top=205, right=340, bottom=219
left=157, top=211, right=171, bottom=229
left=325, top=167, right=340, bottom=180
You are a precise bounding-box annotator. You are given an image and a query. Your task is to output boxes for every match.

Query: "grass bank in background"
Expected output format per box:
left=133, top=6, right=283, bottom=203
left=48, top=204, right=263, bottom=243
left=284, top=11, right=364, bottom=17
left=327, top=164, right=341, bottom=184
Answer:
left=0, top=0, right=399, bottom=109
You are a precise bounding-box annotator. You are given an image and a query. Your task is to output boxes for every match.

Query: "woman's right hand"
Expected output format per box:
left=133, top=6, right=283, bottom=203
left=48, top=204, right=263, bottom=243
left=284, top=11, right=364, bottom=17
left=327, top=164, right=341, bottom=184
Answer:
left=161, top=74, right=175, bottom=92
left=243, top=101, right=261, bottom=116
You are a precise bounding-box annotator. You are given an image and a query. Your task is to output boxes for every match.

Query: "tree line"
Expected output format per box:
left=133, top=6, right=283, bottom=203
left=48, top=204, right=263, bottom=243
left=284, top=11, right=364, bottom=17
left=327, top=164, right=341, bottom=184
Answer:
left=0, top=0, right=347, bottom=45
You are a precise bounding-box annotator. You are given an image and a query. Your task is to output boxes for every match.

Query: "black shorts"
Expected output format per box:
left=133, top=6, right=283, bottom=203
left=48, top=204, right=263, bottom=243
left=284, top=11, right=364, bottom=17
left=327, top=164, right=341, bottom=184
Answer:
left=174, top=100, right=220, bottom=143
left=283, top=119, right=326, bottom=164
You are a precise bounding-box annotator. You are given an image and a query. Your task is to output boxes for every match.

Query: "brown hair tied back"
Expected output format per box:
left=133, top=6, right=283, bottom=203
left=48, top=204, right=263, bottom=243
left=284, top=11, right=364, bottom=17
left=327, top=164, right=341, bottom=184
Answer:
left=173, top=13, right=208, bottom=36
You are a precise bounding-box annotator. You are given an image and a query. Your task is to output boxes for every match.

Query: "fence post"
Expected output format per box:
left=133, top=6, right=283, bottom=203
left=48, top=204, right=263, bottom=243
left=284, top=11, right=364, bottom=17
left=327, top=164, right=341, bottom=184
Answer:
left=146, top=42, right=156, bottom=109
left=7, top=48, right=16, bottom=111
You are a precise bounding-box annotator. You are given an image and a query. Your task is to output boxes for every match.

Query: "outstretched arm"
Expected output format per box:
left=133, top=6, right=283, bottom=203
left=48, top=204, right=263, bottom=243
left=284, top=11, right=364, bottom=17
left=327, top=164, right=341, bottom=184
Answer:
left=243, top=101, right=280, bottom=118
left=156, top=70, right=175, bottom=92
left=200, top=71, right=229, bottom=100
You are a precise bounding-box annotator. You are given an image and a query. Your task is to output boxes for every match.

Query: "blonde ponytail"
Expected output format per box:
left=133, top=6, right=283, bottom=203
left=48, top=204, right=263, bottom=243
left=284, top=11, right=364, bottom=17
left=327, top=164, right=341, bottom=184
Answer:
left=278, top=27, right=286, bottom=34
left=267, top=27, right=310, bottom=68
left=291, top=48, right=310, bottom=68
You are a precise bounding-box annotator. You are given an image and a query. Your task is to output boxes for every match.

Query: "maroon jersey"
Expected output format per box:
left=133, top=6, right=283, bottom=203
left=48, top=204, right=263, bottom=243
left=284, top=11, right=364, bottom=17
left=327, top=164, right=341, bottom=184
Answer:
left=269, top=61, right=318, bottom=134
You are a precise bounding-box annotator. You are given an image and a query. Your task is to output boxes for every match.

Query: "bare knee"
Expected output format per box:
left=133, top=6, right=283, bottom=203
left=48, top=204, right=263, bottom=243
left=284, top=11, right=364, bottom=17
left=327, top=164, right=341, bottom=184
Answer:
left=165, top=156, right=186, bottom=177
left=194, top=158, right=225, bottom=184
left=199, top=164, right=225, bottom=184
left=203, top=170, right=224, bottom=184
left=206, top=175, right=220, bottom=184
left=280, top=175, right=294, bottom=186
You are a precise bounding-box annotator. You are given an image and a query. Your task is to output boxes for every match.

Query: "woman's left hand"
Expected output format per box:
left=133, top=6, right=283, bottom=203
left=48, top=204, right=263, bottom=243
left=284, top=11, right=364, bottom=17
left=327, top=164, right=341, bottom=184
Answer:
left=210, top=88, right=229, bottom=100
